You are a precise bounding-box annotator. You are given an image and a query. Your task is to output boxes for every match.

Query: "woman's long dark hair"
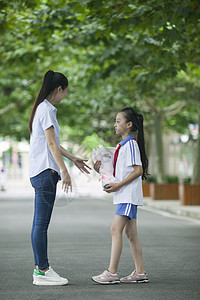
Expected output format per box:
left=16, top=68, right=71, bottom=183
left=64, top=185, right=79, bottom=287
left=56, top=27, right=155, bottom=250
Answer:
left=29, top=70, right=68, bottom=133
left=121, top=107, right=149, bottom=180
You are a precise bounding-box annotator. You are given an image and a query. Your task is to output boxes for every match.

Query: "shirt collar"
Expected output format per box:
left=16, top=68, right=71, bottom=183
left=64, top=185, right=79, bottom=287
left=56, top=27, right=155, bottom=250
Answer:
left=120, top=134, right=135, bottom=146
left=44, top=99, right=57, bottom=112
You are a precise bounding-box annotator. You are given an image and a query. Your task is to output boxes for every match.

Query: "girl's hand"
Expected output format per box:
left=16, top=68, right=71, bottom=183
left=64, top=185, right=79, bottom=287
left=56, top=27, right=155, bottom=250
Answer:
left=61, top=169, right=72, bottom=192
left=94, top=160, right=101, bottom=173
left=103, top=183, right=121, bottom=193
left=73, top=157, right=91, bottom=174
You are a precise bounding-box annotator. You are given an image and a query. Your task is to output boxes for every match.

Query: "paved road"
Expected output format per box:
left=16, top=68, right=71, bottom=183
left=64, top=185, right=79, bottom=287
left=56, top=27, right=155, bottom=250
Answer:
left=0, top=195, right=200, bottom=300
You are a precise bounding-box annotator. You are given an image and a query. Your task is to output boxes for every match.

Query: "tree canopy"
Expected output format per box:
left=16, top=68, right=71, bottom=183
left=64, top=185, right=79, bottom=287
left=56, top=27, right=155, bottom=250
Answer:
left=0, top=0, right=200, bottom=182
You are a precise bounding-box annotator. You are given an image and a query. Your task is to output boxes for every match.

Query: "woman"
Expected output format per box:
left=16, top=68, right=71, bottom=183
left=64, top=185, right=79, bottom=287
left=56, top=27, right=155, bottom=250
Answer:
left=29, top=70, right=91, bottom=286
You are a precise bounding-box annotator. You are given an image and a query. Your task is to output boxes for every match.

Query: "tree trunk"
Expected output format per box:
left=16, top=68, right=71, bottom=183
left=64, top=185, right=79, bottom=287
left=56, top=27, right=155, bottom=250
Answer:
left=154, top=113, right=165, bottom=183
left=191, top=106, right=200, bottom=184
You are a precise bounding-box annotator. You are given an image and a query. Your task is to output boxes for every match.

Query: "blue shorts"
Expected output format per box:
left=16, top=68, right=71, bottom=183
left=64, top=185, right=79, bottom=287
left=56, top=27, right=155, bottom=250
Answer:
left=115, top=203, right=137, bottom=220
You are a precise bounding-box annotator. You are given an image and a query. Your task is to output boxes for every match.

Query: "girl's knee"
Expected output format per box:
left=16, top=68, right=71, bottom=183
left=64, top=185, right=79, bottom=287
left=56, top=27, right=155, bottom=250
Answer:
left=110, top=224, right=116, bottom=236
left=110, top=224, right=122, bottom=236
left=125, top=227, right=131, bottom=240
left=125, top=227, right=136, bottom=242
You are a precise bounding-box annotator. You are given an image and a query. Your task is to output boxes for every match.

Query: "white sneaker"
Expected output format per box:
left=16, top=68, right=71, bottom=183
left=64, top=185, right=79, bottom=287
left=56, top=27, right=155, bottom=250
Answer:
left=33, top=266, right=68, bottom=286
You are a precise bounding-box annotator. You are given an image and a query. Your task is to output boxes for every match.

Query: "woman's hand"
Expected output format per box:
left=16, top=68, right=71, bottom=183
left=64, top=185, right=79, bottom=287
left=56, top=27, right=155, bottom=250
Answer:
left=73, top=157, right=91, bottom=174
left=61, top=169, right=72, bottom=192
left=94, top=160, right=101, bottom=173
left=103, top=183, right=121, bottom=193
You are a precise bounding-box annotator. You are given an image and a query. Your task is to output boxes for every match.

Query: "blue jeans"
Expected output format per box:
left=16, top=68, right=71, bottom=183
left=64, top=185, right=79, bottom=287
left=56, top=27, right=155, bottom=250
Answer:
left=30, top=169, right=60, bottom=270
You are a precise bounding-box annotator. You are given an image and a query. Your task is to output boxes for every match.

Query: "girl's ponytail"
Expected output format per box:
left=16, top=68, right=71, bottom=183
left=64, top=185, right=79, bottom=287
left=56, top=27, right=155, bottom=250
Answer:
left=29, top=70, right=68, bottom=133
left=121, top=108, right=149, bottom=180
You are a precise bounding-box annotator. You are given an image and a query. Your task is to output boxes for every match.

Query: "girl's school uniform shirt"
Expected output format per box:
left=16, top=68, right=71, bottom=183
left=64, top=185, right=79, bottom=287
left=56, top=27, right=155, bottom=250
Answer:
left=113, top=139, right=143, bottom=206
left=29, top=99, right=61, bottom=178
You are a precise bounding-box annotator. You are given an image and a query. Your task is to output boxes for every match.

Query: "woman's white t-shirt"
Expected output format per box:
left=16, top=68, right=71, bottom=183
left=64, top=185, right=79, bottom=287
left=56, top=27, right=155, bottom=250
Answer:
left=29, top=99, right=60, bottom=178
left=113, top=139, right=143, bottom=206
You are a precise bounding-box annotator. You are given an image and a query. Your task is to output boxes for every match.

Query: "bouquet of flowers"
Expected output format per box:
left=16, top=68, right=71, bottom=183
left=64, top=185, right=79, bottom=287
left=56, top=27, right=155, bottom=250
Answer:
left=92, top=147, right=118, bottom=188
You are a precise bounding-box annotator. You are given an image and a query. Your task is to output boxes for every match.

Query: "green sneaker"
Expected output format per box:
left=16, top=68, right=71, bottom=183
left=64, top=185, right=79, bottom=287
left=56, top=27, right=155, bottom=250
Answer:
left=33, top=267, right=68, bottom=286
left=33, top=268, right=45, bottom=276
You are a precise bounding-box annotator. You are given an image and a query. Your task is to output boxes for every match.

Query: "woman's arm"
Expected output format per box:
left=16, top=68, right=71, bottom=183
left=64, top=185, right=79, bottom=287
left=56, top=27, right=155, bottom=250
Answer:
left=60, top=145, right=76, bottom=162
left=104, top=165, right=143, bottom=193
left=60, top=145, right=91, bottom=174
left=45, top=126, right=71, bottom=191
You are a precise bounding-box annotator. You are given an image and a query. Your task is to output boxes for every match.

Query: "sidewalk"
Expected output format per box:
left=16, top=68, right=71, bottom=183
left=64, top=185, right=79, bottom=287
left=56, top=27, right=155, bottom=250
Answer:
left=2, top=168, right=200, bottom=221
left=143, top=197, right=200, bottom=220
left=1, top=188, right=200, bottom=221
left=2, top=166, right=200, bottom=222
left=1, top=169, right=200, bottom=220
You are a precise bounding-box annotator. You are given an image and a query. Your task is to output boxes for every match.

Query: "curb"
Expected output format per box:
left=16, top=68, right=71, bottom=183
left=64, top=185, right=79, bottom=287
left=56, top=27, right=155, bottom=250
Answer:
left=143, top=198, right=200, bottom=221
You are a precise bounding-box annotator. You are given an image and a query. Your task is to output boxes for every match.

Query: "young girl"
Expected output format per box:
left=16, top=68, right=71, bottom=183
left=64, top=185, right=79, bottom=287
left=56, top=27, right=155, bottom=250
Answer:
left=29, top=70, right=91, bottom=286
left=92, top=107, right=149, bottom=284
